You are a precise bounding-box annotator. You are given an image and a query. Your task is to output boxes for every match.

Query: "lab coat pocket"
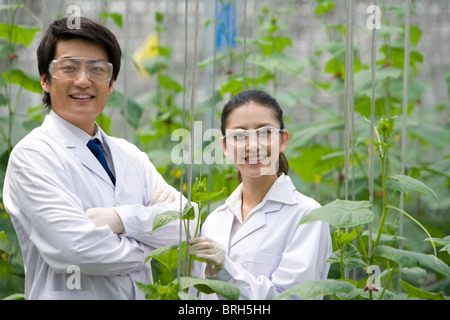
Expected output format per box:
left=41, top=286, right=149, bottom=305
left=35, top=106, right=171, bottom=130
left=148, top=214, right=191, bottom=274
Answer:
left=244, top=252, right=281, bottom=278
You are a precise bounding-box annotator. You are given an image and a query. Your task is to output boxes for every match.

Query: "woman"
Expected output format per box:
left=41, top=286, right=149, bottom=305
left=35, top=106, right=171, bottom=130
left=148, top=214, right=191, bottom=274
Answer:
left=190, top=90, right=332, bottom=300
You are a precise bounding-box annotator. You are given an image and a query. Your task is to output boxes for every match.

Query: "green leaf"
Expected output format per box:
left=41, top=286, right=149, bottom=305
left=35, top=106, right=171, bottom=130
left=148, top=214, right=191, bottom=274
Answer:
left=2, top=69, right=42, bottom=94
left=158, top=74, right=183, bottom=92
left=379, top=45, right=423, bottom=72
left=151, top=211, right=179, bottom=234
left=106, top=91, right=143, bottom=128
left=0, top=93, right=6, bottom=106
left=95, top=112, right=112, bottom=135
left=362, top=230, right=406, bottom=245
left=287, top=120, right=344, bottom=150
left=0, top=216, right=23, bottom=266
left=373, top=246, right=450, bottom=278
left=152, top=202, right=194, bottom=234
left=0, top=231, right=6, bottom=243
left=300, top=199, right=374, bottom=228
left=0, top=43, right=15, bottom=59
left=446, top=72, right=450, bottom=97
left=1, top=293, right=25, bottom=300
left=247, top=52, right=307, bottom=78
left=401, top=281, right=446, bottom=300
left=22, top=120, right=41, bottom=131
left=335, top=227, right=362, bottom=246
left=135, top=281, right=179, bottom=300
left=400, top=267, right=428, bottom=282
left=276, top=279, right=355, bottom=300
left=315, top=0, right=335, bottom=15
left=425, top=236, right=450, bottom=255
left=376, top=65, right=403, bottom=80
left=0, top=24, right=40, bottom=47
left=176, top=276, right=240, bottom=300
left=140, top=56, right=169, bottom=75
left=220, top=77, right=254, bottom=96
left=408, top=121, right=450, bottom=150
left=289, top=146, right=342, bottom=183
left=145, top=242, right=186, bottom=271
left=386, top=174, right=439, bottom=204
left=406, top=25, right=422, bottom=46
left=97, top=12, right=123, bottom=28
left=192, top=188, right=225, bottom=204
left=327, top=243, right=366, bottom=270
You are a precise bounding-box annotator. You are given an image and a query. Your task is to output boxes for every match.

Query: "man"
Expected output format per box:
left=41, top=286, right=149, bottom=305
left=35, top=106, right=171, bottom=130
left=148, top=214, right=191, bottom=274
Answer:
left=3, top=17, right=195, bottom=299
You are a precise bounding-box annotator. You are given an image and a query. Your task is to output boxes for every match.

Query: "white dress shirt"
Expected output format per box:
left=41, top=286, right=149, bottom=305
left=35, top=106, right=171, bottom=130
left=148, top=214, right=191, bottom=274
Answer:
left=3, top=111, right=195, bottom=299
left=195, top=174, right=332, bottom=300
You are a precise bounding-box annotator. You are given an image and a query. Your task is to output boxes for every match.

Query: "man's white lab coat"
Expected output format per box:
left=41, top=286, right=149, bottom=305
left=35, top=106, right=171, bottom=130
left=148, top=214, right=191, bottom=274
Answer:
left=196, top=174, right=332, bottom=300
left=3, top=111, right=194, bottom=299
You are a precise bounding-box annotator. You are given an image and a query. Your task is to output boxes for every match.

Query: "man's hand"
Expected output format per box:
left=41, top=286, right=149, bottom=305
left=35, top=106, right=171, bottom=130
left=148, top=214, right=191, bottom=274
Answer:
left=189, top=237, right=226, bottom=276
left=85, top=208, right=124, bottom=234
left=147, top=188, right=175, bottom=206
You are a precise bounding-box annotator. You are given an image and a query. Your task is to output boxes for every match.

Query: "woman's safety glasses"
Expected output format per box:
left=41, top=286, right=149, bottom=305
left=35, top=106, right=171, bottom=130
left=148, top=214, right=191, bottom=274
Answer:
left=224, top=127, right=283, bottom=147
left=48, top=57, right=113, bottom=82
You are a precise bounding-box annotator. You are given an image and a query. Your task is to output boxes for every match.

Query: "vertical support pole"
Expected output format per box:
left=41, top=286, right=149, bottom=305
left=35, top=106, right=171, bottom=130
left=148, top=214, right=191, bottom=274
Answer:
left=242, top=0, right=247, bottom=90
left=343, top=0, right=354, bottom=280
left=178, top=0, right=189, bottom=281
left=183, top=0, right=200, bottom=276
left=122, top=0, right=130, bottom=140
left=399, top=0, right=412, bottom=290
left=368, top=0, right=378, bottom=269
left=207, top=0, right=218, bottom=215
left=188, top=0, right=200, bottom=203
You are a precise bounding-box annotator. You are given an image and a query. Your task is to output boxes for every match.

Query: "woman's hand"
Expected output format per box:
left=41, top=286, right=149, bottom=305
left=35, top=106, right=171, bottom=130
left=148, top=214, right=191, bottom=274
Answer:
left=189, top=237, right=226, bottom=275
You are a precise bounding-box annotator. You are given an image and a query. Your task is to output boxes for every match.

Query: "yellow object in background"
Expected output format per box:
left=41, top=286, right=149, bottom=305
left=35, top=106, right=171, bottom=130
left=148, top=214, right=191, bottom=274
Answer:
left=133, top=33, right=159, bottom=77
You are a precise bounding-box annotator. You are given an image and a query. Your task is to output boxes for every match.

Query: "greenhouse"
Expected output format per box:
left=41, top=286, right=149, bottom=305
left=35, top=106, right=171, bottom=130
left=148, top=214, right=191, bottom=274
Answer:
left=0, top=0, right=449, bottom=302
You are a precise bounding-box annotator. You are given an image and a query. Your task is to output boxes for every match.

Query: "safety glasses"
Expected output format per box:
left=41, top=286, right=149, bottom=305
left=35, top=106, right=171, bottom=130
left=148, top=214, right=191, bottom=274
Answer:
left=224, top=127, right=283, bottom=147
left=49, top=57, right=113, bottom=82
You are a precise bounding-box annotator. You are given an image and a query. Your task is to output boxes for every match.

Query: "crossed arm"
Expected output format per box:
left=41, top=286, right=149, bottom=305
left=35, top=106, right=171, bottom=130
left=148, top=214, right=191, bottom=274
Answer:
left=85, top=188, right=176, bottom=234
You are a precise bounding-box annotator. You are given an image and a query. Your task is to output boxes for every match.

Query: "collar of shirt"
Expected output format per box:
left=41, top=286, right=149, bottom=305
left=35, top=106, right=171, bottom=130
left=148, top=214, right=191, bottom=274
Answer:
left=46, top=111, right=116, bottom=180
left=50, top=110, right=103, bottom=146
left=225, top=173, right=298, bottom=224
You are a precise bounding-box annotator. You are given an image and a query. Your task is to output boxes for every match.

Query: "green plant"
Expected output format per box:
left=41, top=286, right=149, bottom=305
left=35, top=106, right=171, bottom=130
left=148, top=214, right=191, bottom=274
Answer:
left=0, top=1, right=42, bottom=299
left=137, top=176, right=242, bottom=300
left=296, top=115, right=449, bottom=300
left=193, top=0, right=449, bottom=300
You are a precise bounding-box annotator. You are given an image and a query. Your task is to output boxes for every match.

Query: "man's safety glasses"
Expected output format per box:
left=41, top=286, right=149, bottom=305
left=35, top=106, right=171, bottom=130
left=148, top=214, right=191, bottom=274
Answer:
left=49, top=57, right=113, bottom=82
left=224, top=127, right=283, bottom=147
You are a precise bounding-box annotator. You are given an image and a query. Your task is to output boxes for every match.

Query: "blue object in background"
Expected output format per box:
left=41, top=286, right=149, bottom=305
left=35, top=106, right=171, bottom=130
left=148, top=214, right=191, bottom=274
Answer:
left=216, top=1, right=237, bottom=51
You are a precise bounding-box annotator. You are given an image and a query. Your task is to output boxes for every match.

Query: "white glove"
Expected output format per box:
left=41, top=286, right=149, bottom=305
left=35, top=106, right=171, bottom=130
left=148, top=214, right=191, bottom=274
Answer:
left=189, top=237, right=226, bottom=276
left=148, top=187, right=176, bottom=206
left=85, top=207, right=124, bottom=234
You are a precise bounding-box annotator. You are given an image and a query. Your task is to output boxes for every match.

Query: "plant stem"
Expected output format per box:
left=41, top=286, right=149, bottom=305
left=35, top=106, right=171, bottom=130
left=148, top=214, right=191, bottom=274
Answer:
left=379, top=263, right=397, bottom=300
left=374, top=153, right=387, bottom=247
left=386, top=205, right=438, bottom=260
left=4, top=2, right=19, bottom=154
left=355, top=227, right=369, bottom=262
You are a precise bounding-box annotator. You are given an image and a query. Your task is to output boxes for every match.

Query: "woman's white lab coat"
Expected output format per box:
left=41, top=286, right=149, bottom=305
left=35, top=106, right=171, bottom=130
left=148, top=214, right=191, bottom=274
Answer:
left=3, top=111, right=195, bottom=299
left=196, top=174, right=332, bottom=300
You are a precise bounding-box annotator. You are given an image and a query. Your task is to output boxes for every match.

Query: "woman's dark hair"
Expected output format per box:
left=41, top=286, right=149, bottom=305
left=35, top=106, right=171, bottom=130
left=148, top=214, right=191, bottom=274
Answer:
left=37, top=17, right=122, bottom=109
left=221, top=90, right=289, bottom=182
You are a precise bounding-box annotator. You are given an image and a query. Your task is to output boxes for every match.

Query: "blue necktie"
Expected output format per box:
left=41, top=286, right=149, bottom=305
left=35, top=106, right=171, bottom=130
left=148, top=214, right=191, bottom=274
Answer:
left=87, top=139, right=116, bottom=185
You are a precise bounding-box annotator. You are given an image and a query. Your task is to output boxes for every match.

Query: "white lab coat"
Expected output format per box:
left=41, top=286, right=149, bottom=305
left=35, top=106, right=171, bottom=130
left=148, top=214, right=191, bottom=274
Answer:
left=195, top=174, right=332, bottom=300
left=3, top=111, right=195, bottom=300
